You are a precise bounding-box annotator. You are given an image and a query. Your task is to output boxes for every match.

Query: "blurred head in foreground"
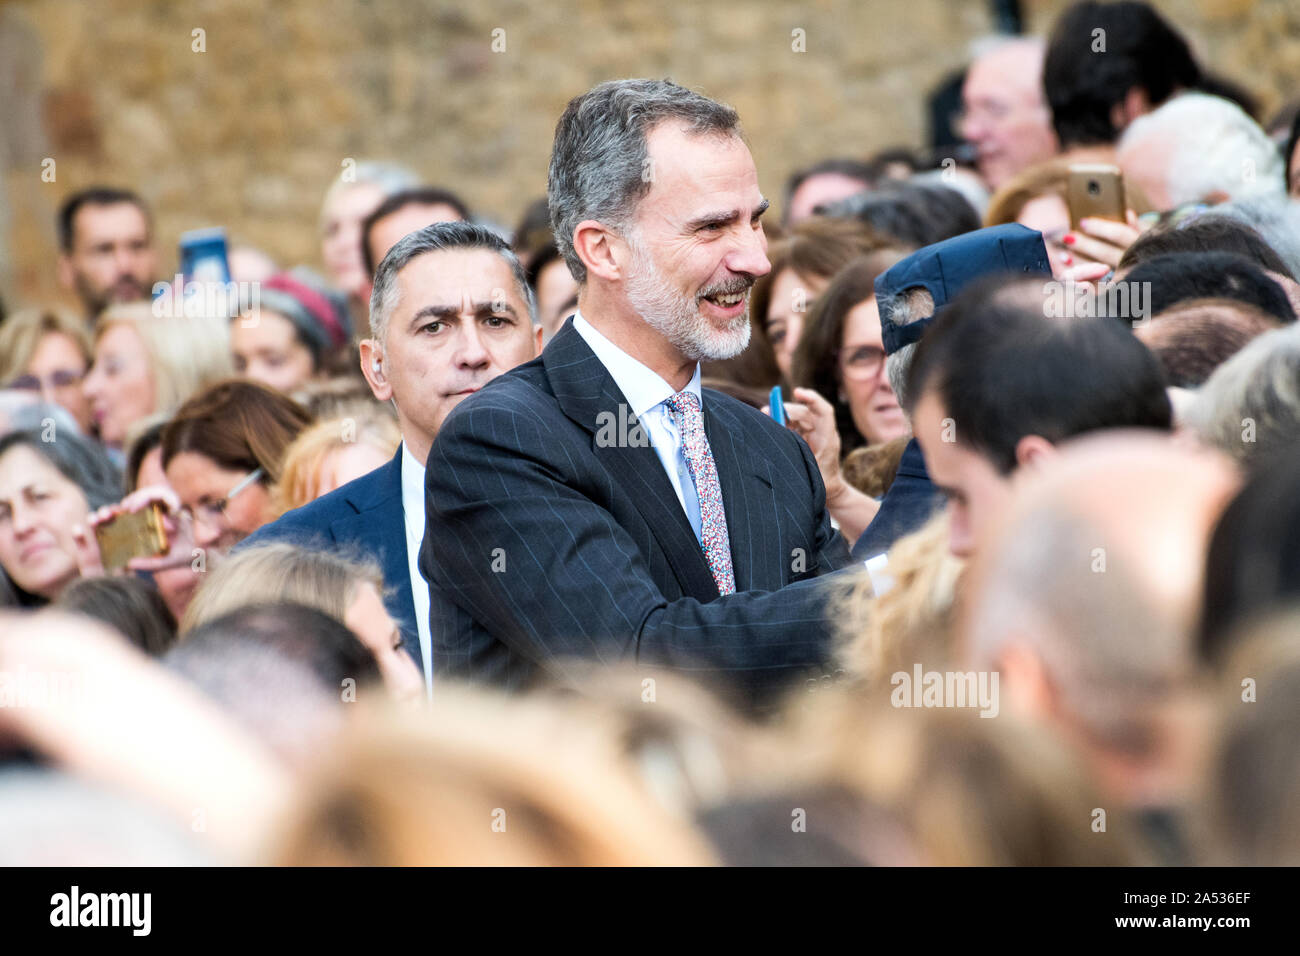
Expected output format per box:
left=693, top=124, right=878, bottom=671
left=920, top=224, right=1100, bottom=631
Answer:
left=272, top=687, right=715, bottom=865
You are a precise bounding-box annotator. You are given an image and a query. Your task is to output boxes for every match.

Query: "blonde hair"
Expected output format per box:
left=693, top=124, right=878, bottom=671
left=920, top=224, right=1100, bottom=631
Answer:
left=271, top=688, right=716, bottom=865
left=180, top=541, right=381, bottom=635
left=94, top=303, right=233, bottom=417
left=528, top=664, right=782, bottom=820
left=780, top=691, right=1145, bottom=865
left=985, top=157, right=1152, bottom=228
left=0, top=307, right=92, bottom=385
left=272, top=412, right=400, bottom=515
left=834, top=511, right=965, bottom=686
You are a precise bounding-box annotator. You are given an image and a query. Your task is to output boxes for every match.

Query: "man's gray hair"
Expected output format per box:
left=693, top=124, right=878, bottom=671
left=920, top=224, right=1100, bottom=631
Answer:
left=367, top=220, right=538, bottom=343
left=319, top=160, right=420, bottom=224
left=1118, top=93, right=1285, bottom=209
left=547, top=78, right=742, bottom=284
left=1186, top=322, right=1300, bottom=469
left=881, top=287, right=936, bottom=414
left=1206, top=198, right=1300, bottom=281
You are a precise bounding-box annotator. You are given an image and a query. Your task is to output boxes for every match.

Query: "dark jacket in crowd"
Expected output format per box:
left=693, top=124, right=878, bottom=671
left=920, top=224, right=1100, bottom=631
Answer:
left=239, top=449, right=423, bottom=671
left=850, top=437, right=942, bottom=560
left=420, top=319, right=853, bottom=705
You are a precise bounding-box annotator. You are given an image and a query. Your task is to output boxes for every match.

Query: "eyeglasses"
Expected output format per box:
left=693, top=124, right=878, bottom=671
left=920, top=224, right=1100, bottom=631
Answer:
left=951, top=100, right=1048, bottom=131
left=7, top=369, right=84, bottom=392
left=183, top=467, right=265, bottom=531
left=837, top=344, right=886, bottom=381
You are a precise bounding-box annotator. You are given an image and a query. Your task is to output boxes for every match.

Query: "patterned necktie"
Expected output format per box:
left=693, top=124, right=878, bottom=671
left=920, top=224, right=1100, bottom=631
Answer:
left=663, top=389, right=736, bottom=595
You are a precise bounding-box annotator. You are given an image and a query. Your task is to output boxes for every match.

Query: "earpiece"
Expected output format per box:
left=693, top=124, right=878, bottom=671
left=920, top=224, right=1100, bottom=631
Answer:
left=372, top=359, right=382, bottom=373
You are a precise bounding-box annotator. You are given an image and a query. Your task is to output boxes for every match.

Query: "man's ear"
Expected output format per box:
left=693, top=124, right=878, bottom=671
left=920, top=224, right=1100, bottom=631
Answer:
left=995, top=642, right=1056, bottom=723
left=533, top=323, right=544, bottom=355
left=358, top=339, right=392, bottom=402
left=57, top=253, right=74, bottom=292
left=1014, top=434, right=1056, bottom=470
left=1112, top=86, right=1152, bottom=133
left=571, top=220, right=624, bottom=282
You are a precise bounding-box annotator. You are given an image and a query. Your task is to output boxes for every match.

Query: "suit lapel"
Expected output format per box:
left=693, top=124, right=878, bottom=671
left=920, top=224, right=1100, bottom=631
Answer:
left=703, top=395, right=776, bottom=592
left=544, top=322, right=719, bottom=603
left=331, top=452, right=423, bottom=670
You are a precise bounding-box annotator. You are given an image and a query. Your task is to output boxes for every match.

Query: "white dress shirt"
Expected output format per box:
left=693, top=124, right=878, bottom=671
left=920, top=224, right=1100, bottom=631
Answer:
left=572, top=311, right=708, bottom=539
left=400, top=442, right=434, bottom=696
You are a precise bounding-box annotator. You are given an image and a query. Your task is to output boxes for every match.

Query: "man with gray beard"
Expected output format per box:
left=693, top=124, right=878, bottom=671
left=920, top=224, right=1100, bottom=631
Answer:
left=420, top=79, right=852, bottom=705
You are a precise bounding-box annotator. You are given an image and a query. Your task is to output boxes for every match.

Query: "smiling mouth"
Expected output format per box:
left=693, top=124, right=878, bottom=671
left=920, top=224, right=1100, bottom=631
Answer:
left=703, top=291, right=746, bottom=307
left=20, top=542, right=51, bottom=563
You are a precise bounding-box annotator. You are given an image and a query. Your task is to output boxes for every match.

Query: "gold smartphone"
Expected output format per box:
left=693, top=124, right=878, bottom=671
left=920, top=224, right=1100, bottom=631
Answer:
left=1067, top=164, right=1127, bottom=230
left=94, top=503, right=169, bottom=573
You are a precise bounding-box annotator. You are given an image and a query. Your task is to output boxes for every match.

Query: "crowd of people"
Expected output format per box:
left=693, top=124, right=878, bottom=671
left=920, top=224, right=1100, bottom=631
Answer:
left=1, top=0, right=1298, bottom=866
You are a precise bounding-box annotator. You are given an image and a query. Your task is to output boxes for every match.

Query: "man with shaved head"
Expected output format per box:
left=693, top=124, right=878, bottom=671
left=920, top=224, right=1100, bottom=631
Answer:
left=960, top=433, right=1239, bottom=862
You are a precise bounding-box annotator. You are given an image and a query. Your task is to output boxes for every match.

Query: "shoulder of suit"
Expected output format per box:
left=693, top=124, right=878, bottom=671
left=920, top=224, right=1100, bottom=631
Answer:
left=702, top=385, right=799, bottom=444
left=248, top=459, right=394, bottom=544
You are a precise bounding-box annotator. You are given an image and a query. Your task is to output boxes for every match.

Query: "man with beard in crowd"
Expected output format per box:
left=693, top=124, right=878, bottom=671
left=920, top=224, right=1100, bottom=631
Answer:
left=421, top=79, right=852, bottom=705
left=57, top=188, right=160, bottom=320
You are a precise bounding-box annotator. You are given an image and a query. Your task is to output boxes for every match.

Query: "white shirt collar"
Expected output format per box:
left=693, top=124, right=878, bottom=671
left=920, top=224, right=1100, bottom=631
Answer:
left=571, top=310, right=701, bottom=416
left=400, top=440, right=425, bottom=509
left=399, top=440, right=434, bottom=696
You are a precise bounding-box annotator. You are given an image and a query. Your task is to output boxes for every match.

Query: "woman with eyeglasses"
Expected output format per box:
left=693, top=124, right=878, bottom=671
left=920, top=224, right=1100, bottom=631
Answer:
left=0, top=307, right=95, bottom=434
left=75, top=381, right=314, bottom=607
left=740, top=217, right=882, bottom=387
left=160, top=380, right=314, bottom=555
left=785, top=254, right=913, bottom=548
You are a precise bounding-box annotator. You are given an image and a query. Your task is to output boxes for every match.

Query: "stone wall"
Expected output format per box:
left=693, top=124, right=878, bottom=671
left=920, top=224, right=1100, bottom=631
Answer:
left=1, top=0, right=1298, bottom=306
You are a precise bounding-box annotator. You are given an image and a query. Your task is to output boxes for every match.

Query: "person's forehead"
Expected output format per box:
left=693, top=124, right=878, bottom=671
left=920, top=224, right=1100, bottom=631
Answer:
left=167, top=451, right=240, bottom=488
left=97, top=322, right=142, bottom=352
left=843, top=296, right=883, bottom=343
left=0, top=445, right=63, bottom=491
left=379, top=204, right=462, bottom=234
left=234, top=309, right=297, bottom=340
left=966, top=47, right=1041, bottom=100
left=796, top=171, right=868, bottom=200
left=641, top=123, right=758, bottom=213
left=32, top=331, right=84, bottom=362
left=76, top=202, right=147, bottom=238
left=1018, top=193, right=1070, bottom=231
left=396, top=248, right=520, bottom=302
left=330, top=182, right=384, bottom=219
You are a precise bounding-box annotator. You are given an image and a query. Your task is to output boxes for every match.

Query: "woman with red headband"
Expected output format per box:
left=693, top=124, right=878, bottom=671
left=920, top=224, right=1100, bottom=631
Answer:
left=229, top=268, right=353, bottom=396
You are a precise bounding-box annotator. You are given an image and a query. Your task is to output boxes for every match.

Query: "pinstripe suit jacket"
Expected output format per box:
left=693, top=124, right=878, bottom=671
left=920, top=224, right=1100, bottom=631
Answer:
left=419, top=318, right=853, bottom=702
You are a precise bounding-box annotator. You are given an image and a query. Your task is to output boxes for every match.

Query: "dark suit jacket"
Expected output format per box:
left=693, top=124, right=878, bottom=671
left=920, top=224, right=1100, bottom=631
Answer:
left=420, top=319, right=853, bottom=703
left=238, top=449, right=423, bottom=672
left=850, top=437, right=942, bottom=560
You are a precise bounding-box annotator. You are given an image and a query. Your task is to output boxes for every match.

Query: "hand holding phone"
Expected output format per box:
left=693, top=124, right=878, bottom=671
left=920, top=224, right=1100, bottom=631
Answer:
left=93, top=503, right=169, bottom=573
left=1066, top=164, right=1127, bottom=230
